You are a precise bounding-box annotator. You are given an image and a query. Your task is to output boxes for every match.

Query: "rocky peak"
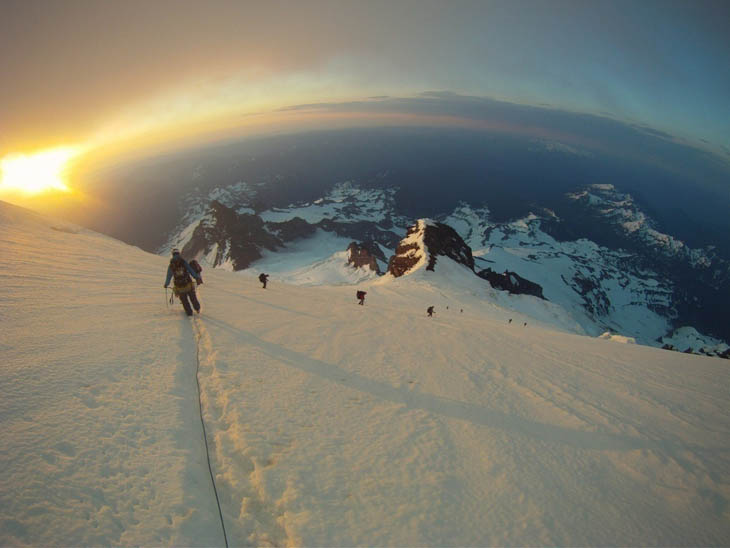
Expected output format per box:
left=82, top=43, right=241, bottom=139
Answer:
left=422, top=221, right=475, bottom=272
left=347, top=242, right=382, bottom=273
left=387, top=219, right=474, bottom=277
left=387, top=221, right=426, bottom=277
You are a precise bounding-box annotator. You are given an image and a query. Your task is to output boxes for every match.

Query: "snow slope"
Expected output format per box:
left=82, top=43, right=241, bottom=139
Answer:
left=1, top=202, right=224, bottom=545
left=3, top=200, right=730, bottom=546
left=251, top=230, right=380, bottom=286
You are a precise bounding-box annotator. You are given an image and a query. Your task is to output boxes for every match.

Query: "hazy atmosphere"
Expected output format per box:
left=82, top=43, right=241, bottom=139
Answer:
left=1, top=0, right=729, bottom=166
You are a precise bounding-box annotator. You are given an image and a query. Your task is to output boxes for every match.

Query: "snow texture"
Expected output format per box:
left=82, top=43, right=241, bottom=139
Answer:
left=4, top=199, right=730, bottom=546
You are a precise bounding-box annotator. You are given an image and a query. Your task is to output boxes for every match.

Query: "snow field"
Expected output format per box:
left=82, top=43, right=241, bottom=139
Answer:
left=196, top=264, right=730, bottom=545
left=1, top=205, right=223, bottom=545
left=2, top=200, right=730, bottom=546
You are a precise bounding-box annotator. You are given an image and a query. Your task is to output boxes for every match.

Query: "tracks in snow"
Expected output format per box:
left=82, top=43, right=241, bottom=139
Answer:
left=191, top=318, right=228, bottom=548
left=192, top=317, right=294, bottom=548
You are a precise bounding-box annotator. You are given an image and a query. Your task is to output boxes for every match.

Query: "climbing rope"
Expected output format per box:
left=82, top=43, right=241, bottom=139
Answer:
left=192, top=319, right=229, bottom=548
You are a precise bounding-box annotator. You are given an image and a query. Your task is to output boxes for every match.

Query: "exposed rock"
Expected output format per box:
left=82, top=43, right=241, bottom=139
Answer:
left=347, top=242, right=382, bottom=273
left=387, top=220, right=474, bottom=277
left=387, top=223, right=427, bottom=277
left=182, top=200, right=281, bottom=270
left=318, top=219, right=401, bottom=250
left=386, top=220, right=547, bottom=304
left=265, top=216, right=318, bottom=242
left=567, top=272, right=610, bottom=316
left=265, top=216, right=401, bottom=251
left=477, top=268, right=546, bottom=299
left=423, top=222, right=474, bottom=272
left=388, top=243, right=421, bottom=277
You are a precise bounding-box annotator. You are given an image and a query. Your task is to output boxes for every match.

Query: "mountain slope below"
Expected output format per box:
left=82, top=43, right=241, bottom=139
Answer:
left=2, top=200, right=730, bottom=546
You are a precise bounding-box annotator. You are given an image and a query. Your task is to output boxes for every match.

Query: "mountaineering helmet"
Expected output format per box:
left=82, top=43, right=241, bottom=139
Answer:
left=171, top=248, right=180, bottom=255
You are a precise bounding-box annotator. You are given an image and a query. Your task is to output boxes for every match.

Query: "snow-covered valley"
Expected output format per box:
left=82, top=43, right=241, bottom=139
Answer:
left=3, top=199, right=730, bottom=546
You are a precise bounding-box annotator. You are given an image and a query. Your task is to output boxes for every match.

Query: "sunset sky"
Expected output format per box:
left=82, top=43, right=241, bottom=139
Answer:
left=1, top=0, right=729, bottom=196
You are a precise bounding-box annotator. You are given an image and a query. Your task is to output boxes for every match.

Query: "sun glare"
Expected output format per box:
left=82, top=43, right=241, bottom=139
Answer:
left=0, top=147, right=79, bottom=195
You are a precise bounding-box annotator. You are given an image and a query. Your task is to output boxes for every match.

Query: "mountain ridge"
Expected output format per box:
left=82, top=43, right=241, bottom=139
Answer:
left=162, top=180, right=730, bottom=355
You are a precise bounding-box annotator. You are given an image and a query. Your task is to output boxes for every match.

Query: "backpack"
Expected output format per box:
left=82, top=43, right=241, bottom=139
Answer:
left=170, top=257, right=192, bottom=287
left=259, top=273, right=267, bottom=282
left=356, top=290, right=366, bottom=300
left=189, top=259, right=202, bottom=274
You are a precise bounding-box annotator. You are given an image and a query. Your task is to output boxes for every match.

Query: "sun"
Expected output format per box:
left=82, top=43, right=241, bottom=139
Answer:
left=0, top=147, right=79, bottom=196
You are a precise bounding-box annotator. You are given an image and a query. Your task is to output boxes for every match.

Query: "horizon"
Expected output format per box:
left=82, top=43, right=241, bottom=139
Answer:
left=1, top=0, right=729, bottom=209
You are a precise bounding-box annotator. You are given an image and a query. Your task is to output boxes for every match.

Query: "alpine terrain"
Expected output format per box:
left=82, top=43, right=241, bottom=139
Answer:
left=164, top=179, right=730, bottom=356
left=3, top=198, right=730, bottom=546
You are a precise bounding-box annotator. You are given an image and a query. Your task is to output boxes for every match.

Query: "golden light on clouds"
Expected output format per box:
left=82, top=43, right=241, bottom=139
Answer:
left=0, top=147, right=80, bottom=196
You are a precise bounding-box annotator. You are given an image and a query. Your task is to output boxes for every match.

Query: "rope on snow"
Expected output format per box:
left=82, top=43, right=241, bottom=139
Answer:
left=192, top=318, right=229, bottom=548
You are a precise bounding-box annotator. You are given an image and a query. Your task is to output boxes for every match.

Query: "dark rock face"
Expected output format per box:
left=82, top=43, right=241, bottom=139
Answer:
left=265, top=216, right=317, bottom=242
left=182, top=201, right=282, bottom=270
left=388, top=221, right=476, bottom=278
left=387, top=223, right=426, bottom=278
left=423, top=222, right=474, bottom=272
left=663, top=343, right=730, bottom=359
left=561, top=272, right=610, bottom=316
left=347, top=242, right=381, bottom=273
left=387, top=243, right=420, bottom=277
left=477, top=268, right=546, bottom=299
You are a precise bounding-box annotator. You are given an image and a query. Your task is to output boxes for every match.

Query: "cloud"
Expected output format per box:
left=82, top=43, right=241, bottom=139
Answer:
left=276, top=92, right=730, bottom=190
left=1, top=0, right=727, bottom=164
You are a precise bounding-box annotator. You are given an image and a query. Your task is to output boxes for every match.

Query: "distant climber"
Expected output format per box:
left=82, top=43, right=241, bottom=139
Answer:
left=460, top=309, right=463, bottom=313
left=427, top=306, right=434, bottom=317
left=508, top=318, right=512, bottom=324
left=356, top=290, right=367, bottom=305
left=164, top=249, right=203, bottom=316
left=523, top=322, right=527, bottom=327
left=259, top=273, right=269, bottom=289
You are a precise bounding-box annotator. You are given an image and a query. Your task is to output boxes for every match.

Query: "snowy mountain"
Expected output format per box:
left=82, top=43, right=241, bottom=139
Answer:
left=162, top=180, right=729, bottom=355
left=471, top=213, right=677, bottom=343
left=553, top=184, right=730, bottom=344
left=169, top=182, right=403, bottom=274
left=566, top=184, right=718, bottom=268
left=4, top=198, right=730, bottom=546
